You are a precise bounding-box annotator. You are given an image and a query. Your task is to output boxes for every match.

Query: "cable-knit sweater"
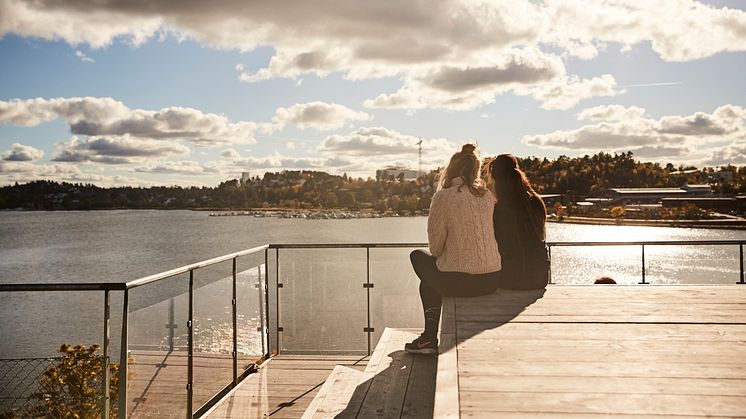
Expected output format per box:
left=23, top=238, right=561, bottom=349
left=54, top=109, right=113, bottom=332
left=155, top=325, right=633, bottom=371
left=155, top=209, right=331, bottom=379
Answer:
left=428, top=178, right=502, bottom=274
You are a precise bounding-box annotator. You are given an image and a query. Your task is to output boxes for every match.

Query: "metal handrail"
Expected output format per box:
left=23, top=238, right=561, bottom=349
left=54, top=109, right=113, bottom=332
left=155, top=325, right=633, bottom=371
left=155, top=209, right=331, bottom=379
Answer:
left=1, top=239, right=744, bottom=418
left=125, top=244, right=268, bottom=289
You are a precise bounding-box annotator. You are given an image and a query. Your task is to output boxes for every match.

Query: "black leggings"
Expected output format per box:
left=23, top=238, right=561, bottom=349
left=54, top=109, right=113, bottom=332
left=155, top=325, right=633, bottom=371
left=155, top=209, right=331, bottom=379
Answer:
left=410, top=249, right=500, bottom=312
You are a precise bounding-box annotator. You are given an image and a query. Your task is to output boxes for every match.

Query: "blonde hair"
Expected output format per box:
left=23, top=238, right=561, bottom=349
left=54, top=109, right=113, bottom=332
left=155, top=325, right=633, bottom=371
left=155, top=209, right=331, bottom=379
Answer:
left=439, top=143, right=488, bottom=197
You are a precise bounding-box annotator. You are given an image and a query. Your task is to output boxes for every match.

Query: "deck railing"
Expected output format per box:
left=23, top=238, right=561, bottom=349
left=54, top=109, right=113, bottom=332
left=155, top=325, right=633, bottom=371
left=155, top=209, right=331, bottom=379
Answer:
left=0, top=239, right=744, bottom=418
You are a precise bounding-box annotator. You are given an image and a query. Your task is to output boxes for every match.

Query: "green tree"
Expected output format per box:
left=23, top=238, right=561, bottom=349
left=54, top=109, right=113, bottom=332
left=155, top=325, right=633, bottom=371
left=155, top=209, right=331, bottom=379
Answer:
left=24, top=344, right=122, bottom=419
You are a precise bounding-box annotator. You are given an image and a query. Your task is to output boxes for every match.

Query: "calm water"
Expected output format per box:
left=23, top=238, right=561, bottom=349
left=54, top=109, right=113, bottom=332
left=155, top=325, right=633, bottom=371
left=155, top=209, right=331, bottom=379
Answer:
left=1, top=210, right=744, bottom=358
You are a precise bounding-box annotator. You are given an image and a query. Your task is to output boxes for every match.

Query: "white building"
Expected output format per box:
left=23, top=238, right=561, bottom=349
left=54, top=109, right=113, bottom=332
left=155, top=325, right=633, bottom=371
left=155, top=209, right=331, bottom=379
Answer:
left=240, top=172, right=252, bottom=185
left=376, top=166, right=419, bottom=181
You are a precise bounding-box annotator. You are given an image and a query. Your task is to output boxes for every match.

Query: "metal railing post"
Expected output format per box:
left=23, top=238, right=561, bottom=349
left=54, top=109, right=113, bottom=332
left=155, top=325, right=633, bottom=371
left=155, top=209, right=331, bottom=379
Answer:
left=102, top=290, right=110, bottom=419
left=276, top=248, right=282, bottom=355
left=257, top=265, right=266, bottom=356
left=547, top=245, right=552, bottom=284
left=639, top=244, right=647, bottom=284
left=118, top=289, right=129, bottom=418
left=365, top=247, right=372, bottom=356
left=167, top=297, right=176, bottom=352
left=264, top=248, right=270, bottom=358
left=232, top=258, right=238, bottom=384
left=738, top=243, right=746, bottom=284
left=187, top=270, right=194, bottom=419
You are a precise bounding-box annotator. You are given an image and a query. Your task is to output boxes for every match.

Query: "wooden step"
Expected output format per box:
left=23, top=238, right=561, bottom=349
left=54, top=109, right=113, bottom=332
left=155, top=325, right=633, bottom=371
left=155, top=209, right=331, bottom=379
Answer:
left=301, top=364, right=364, bottom=419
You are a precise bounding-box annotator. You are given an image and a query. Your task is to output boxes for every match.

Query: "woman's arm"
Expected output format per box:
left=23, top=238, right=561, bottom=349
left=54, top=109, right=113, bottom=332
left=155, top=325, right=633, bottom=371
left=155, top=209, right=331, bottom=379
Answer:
left=427, top=191, right=448, bottom=257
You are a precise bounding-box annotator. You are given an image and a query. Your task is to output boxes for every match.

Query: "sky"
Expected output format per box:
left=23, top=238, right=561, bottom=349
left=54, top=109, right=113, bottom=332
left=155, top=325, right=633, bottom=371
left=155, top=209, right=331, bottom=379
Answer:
left=0, top=0, right=744, bottom=187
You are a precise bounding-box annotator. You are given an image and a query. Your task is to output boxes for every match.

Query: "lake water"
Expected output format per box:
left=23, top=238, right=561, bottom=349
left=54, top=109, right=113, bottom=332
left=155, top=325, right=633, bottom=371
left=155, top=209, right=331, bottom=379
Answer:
left=1, top=210, right=744, bottom=359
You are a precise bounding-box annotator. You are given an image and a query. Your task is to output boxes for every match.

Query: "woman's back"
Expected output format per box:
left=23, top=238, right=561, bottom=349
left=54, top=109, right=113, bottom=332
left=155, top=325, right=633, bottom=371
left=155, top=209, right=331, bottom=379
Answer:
left=493, top=195, right=549, bottom=289
left=428, top=178, right=501, bottom=275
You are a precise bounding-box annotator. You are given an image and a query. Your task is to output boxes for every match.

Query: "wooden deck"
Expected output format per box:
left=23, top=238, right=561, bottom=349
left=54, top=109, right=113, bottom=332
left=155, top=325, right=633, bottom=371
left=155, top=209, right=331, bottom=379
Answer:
left=206, top=285, right=746, bottom=418
left=205, top=355, right=368, bottom=418
left=437, top=285, right=746, bottom=418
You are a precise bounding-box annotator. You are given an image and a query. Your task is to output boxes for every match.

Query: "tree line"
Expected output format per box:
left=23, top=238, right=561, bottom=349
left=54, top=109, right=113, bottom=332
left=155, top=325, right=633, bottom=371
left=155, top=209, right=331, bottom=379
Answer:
left=0, top=151, right=743, bottom=211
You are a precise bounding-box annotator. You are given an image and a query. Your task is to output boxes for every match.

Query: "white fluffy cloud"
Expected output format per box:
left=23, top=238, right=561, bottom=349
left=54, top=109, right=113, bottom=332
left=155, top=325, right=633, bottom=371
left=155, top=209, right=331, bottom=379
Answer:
left=5, top=1, right=741, bottom=112
left=52, top=135, right=190, bottom=164
left=523, top=104, right=746, bottom=162
left=318, top=127, right=454, bottom=158
left=542, top=0, right=746, bottom=61
left=0, top=97, right=258, bottom=146
left=134, top=160, right=219, bottom=175
left=0, top=160, right=153, bottom=186
left=271, top=102, right=371, bottom=131
left=2, top=143, right=44, bottom=161
left=577, top=105, right=647, bottom=121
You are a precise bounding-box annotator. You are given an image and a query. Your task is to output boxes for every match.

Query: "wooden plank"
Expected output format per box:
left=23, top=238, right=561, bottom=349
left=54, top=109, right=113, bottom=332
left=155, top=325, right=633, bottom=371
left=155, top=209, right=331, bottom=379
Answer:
left=456, top=322, right=746, bottom=341
left=459, top=392, right=746, bottom=416
left=356, top=329, right=416, bottom=417
left=400, top=353, right=437, bottom=419
left=434, top=297, right=459, bottom=419
left=458, top=360, right=746, bottom=379
left=459, top=375, right=746, bottom=396
left=301, top=365, right=363, bottom=419
left=336, top=327, right=394, bottom=418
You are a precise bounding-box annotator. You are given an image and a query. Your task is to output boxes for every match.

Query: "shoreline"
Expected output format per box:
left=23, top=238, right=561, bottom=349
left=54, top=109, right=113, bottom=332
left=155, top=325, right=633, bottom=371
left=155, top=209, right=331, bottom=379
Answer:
left=3, top=207, right=745, bottom=229
left=549, top=215, right=746, bottom=230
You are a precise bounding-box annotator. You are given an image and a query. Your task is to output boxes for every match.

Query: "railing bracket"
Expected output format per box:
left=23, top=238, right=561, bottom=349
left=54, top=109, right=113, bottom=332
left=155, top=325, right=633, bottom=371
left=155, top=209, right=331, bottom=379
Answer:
left=364, top=327, right=374, bottom=332
left=363, top=283, right=374, bottom=288
left=277, top=327, right=284, bottom=332
left=277, top=283, right=284, bottom=288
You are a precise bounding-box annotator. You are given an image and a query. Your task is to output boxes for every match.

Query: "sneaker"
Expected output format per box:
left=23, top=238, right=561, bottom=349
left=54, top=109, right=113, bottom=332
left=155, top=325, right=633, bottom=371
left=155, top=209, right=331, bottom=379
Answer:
left=405, top=335, right=438, bottom=355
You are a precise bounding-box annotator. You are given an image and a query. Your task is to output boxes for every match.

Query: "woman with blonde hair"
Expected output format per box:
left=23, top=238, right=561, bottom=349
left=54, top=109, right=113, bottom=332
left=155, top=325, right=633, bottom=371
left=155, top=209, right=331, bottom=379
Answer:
left=406, top=143, right=501, bottom=355
left=488, top=154, right=549, bottom=290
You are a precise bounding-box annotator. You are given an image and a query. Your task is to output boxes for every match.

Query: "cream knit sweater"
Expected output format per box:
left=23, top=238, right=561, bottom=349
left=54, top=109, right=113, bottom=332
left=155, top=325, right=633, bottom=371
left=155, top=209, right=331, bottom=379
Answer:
left=428, top=178, right=502, bottom=274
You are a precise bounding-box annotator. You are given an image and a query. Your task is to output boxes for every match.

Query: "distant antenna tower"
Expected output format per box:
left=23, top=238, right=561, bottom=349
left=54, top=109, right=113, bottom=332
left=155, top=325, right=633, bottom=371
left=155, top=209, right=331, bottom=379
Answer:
left=416, top=139, right=423, bottom=176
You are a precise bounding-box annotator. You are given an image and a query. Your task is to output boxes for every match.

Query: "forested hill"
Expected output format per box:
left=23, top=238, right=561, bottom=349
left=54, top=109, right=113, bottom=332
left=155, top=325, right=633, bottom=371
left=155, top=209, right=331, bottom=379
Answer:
left=1, top=152, right=743, bottom=211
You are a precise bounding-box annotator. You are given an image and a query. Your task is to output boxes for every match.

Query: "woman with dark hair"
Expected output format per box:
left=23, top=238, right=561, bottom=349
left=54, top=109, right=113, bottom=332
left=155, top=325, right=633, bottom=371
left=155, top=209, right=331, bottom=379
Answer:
left=405, top=143, right=502, bottom=355
left=488, top=154, right=549, bottom=290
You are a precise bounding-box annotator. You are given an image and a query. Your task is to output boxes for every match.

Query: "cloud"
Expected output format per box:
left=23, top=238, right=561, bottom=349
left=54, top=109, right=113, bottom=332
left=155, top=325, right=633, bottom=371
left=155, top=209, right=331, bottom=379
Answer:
left=220, top=148, right=240, bottom=159
left=527, top=74, right=622, bottom=110
left=0, top=160, right=153, bottom=186
left=577, top=105, right=646, bottom=121
left=542, top=0, right=746, bottom=62
left=271, top=101, right=371, bottom=131
left=1, top=0, right=744, bottom=114
left=0, top=97, right=257, bottom=146
left=2, top=143, right=44, bottom=161
left=52, top=135, right=190, bottom=164
left=134, top=160, right=218, bottom=175
left=74, top=50, right=94, bottom=62
left=318, top=126, right=454, bottom=157
left=703, top=145, right=746, bottom=166
left=523, top=104, right=746, bottom=162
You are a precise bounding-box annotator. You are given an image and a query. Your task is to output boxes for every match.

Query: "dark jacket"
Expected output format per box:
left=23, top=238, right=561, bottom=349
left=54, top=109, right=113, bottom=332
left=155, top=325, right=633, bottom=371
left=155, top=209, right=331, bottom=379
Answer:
left=493, top=196, right=549, bottom=290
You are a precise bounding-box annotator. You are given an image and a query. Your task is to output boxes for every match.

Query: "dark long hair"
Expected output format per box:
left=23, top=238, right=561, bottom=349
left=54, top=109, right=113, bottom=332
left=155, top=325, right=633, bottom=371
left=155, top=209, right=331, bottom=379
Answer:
left=488, top=154, right=546, bottom=240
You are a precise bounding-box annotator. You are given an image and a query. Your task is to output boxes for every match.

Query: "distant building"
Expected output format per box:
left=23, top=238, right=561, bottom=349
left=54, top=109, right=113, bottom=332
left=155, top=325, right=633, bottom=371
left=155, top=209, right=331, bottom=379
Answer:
left=240, top=172, right=251, bottom=185
left=681, top=184, right=713, bottom=196
left=592, top=185, right=714, bottom=206
left=708, top=170, right=735, bottom=183
left=662, top=197, right=744, bottom=213
left=376, top=166, right=419, bottom=181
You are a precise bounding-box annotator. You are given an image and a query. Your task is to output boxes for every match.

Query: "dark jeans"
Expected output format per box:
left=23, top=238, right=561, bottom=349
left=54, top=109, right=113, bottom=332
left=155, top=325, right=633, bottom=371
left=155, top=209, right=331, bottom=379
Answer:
left=410, top=250, right=500, bottom=338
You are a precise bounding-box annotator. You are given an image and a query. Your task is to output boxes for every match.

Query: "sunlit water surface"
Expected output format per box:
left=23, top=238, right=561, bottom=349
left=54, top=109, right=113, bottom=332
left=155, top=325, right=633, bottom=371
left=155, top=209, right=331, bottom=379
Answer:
left=0, top=211, right=743, bottom=358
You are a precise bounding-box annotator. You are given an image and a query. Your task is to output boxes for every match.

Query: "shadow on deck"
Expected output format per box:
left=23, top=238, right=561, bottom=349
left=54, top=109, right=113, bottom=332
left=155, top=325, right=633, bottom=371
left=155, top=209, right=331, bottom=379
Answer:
left=211, top=285, right=746, bottom=418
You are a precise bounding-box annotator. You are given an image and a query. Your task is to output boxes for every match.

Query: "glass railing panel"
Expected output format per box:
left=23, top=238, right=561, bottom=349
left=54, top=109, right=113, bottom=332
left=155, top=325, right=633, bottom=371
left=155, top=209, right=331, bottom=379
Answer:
left=369, top=247, right=424, bottom=348
left=236, top=253, right=266, bottom=366
left=277, top=248, right=367, bottom=354
left=192, top=260, right=235, bottom=412
left=0, top=291, right=109, bottom=418
left=550, top=245, right=642, bottom=284
left=128, top=273, right=189, bottom=418
left=644, top=243, right=742, bottom=285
